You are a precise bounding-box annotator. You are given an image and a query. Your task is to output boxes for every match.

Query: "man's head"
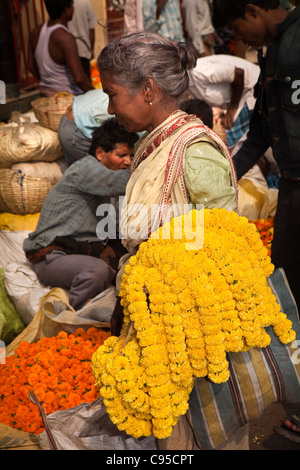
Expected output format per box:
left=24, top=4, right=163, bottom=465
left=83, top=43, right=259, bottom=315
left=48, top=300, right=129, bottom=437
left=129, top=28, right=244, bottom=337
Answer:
left=89, top=118, right=139, bottom=170
left=181, top=99, right=213, bottom=129
left=212, top=0, right=282, bottom=47
left=44, top=0, right=74, bottom=21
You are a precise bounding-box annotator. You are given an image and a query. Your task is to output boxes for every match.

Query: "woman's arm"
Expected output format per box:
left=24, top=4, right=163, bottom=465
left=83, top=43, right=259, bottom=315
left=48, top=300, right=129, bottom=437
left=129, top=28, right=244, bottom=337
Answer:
left=184, top=141, right=237, bottom=211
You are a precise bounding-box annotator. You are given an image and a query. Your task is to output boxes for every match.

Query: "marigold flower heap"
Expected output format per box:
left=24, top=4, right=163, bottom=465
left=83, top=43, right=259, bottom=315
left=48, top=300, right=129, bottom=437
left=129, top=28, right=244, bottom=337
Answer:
left=91, top=208, right=295, bottom=440
left=0, top=327, right=110, bottom=434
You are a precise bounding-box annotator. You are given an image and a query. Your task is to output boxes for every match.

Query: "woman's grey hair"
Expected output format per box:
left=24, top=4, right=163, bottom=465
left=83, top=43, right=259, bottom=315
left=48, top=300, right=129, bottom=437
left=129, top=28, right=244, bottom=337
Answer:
left=97, top=31, right=197, bottom=97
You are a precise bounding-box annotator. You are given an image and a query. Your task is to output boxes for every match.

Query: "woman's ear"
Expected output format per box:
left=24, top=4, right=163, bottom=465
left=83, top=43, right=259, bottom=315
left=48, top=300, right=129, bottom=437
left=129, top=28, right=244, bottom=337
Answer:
left=143, top=76, right=156, bottom=104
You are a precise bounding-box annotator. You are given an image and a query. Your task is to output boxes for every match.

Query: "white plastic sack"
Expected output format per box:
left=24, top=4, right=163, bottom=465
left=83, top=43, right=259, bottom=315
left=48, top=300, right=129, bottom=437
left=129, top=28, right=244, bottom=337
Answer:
left=40, top=286, right=117, bottom=331
left=0, top=230, right=29, bottom=267
left=4, top=261, right=50, bottom=325
left=38, top=397, right=158, bottom=450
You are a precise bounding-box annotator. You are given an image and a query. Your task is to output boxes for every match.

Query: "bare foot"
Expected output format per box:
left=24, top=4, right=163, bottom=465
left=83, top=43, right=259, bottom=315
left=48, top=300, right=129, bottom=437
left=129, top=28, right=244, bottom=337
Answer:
left=282, top=418, right=300, bottom=433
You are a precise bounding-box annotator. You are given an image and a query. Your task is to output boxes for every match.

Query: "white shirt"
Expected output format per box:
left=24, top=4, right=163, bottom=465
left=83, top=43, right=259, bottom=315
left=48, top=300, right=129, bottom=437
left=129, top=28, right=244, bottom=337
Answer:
left=68, top=0, right=98, bottom=59
left=182, top=0, right=214, bottom=55
left=188, top=55, right=260, bottom=119
left=124, top=0, right=144, bottom=32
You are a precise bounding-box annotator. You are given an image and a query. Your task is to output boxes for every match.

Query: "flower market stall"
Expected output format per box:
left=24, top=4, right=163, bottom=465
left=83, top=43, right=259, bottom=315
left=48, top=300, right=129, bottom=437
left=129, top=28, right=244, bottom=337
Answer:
left=1, top=208, right=299, bottom=450
left=0, top=90, right=297, bottom=451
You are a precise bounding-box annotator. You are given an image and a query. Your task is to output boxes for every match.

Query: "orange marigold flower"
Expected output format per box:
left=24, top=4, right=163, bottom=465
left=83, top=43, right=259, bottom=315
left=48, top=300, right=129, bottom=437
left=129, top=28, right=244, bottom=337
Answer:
left=27, top=373, right=40, bottom=386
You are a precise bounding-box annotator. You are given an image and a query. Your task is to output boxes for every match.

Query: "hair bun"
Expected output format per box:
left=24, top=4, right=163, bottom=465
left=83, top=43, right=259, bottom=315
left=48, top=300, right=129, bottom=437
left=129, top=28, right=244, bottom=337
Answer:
left=177, top=42, right=197, bottom=70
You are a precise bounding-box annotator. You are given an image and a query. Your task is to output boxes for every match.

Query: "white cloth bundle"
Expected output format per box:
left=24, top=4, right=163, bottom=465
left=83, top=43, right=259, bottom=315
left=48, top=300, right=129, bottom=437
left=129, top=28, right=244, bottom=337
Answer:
left=0, top=118, right=62, bottom=168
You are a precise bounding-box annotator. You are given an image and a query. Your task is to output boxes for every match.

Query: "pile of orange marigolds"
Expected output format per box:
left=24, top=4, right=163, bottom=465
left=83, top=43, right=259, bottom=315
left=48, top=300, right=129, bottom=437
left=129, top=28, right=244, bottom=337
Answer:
left=0, top=328, right=110, bottom=434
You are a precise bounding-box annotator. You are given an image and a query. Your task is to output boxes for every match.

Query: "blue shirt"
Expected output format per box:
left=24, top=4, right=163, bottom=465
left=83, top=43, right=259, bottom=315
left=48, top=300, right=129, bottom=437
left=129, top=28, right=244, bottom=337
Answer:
left=72, top=89, right=110, bottom=138
left=143, top=0, right=184, bottom=42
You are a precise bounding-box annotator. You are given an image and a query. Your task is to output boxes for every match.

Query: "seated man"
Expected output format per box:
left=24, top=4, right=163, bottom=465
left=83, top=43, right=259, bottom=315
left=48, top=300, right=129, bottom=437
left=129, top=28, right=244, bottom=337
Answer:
left=23, top=118, right=139, bottom=310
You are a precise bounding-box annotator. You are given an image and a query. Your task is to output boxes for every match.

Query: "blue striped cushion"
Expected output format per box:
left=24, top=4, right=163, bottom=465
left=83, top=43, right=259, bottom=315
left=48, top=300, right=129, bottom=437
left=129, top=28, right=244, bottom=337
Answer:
left=188, top=268, right=300, bottom=449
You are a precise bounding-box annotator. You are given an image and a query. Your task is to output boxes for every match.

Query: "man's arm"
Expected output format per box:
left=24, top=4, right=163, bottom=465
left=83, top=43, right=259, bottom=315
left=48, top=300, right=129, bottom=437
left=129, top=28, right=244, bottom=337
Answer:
left=232, top=104, right=270, bottom=180
left=143, top=0, right=165, bottom=31
left=52, top=28, right=94, bottom=92
left=87, top=0, right=98, bottom=57
left=28, top=27, right=42, bottom=79
left=156, top=0, right=168, bottom=19
left=222, top=67, right=244, bottom=130
left=77, top=163, right=130, bottom=197
left=89, top=28, right=95, bottom=58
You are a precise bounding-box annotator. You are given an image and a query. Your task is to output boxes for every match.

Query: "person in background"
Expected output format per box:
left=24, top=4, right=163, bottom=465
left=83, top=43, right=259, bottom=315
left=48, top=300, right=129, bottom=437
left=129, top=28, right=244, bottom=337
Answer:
left=214, top=0, right=300, bottom=445
left=23, top=118, right=139, bottom=311
left=28, top=0, right=94, bottom=96
left=142, top=0, right=185, bottom=42
left=180, top=96, right=229, bottom=142
left=188, top=54, right=260, bottom=152
left=68, top=0, right=98, bottom=79
left=180, top=98, right=214, bottom=129
left=182, top=0, right=215, bottom=57
left=212, top=0, right=300, bottom=332
left=124, top=0, right=144, bottom=32
left=58, top=88, right=110, bottom=165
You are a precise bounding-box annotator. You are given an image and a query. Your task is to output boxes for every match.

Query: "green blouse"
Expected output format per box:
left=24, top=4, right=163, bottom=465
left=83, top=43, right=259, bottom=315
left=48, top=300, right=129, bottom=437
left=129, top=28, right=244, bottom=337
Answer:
left=184, top=142, right=237, bottom=211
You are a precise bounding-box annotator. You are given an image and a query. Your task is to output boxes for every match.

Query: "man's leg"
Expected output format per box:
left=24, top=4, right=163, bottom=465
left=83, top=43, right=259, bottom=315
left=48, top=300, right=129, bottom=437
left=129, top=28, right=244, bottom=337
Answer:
left=32, top=252, right=115, bottom=310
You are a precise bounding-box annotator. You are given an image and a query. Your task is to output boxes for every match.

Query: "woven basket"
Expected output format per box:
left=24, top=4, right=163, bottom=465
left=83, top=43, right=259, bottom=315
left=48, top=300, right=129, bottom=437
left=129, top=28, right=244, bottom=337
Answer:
left=31, top=92, right=74, bottom=131
left=0, top=169, right=53, bottom=215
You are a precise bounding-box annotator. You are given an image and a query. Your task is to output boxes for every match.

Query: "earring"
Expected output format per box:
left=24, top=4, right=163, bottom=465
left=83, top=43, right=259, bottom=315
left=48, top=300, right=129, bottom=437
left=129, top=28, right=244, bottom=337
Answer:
left=149, top=102, right=153, bottom=106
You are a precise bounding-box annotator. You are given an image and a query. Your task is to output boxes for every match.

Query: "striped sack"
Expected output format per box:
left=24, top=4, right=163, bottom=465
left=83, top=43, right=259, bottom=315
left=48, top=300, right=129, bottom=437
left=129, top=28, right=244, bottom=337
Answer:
left=188, top=268, right=300, bottom=449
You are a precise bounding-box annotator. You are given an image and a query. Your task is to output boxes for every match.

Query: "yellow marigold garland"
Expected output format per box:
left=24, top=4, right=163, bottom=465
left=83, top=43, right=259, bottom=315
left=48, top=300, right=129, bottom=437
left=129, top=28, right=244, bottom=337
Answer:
left=92, top=208, right=296, bottom=440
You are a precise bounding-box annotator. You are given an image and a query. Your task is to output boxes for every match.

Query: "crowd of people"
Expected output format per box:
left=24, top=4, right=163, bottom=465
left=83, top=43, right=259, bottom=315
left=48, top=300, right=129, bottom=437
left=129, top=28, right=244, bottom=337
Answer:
left=25, top=0, right=300, bottom=449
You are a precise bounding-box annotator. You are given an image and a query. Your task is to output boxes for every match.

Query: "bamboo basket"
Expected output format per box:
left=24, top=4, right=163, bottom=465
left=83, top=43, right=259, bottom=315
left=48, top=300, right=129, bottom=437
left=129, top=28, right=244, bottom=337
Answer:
left=31, top=92, right=74, bottom=131
left=0, top=169, right=53, bottom=215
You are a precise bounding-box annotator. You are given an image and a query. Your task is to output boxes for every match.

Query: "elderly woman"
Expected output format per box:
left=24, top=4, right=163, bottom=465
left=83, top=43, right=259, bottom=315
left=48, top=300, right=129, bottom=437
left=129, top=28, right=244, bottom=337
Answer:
left=96, top=32, right=252, bottom=450
left=98, top=31, right=238, bottom=323
left=98, top=31, right=238, bottom=257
